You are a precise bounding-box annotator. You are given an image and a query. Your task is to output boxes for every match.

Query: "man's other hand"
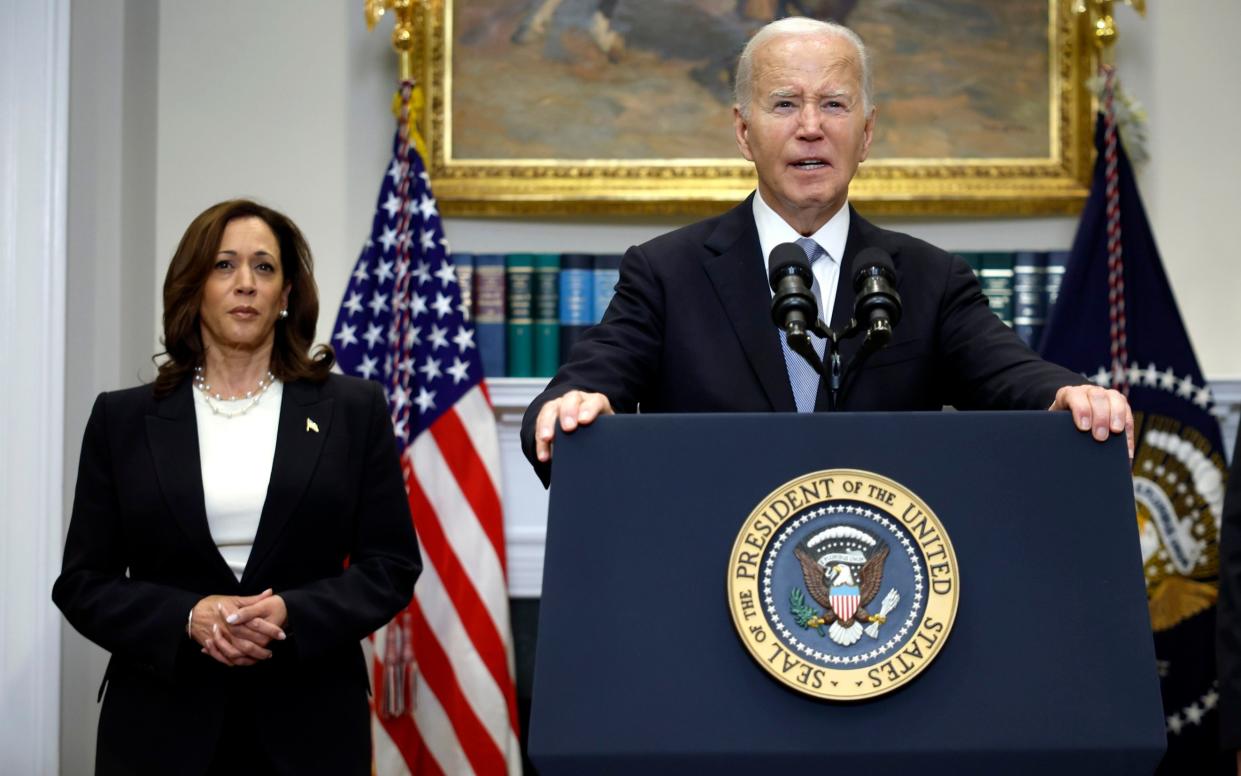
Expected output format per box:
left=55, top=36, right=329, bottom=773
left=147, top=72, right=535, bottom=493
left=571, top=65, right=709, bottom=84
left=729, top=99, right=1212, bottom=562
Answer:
left=534, top=390, right=614, bottom=463
left=1049, top=384, right=1134, bottom=460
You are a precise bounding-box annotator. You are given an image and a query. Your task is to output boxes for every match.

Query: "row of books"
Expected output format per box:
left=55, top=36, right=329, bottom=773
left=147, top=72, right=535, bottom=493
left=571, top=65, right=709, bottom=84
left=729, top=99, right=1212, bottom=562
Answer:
left=962, top=251, right=1069, bottom=351
left=454, top=253, right=621, bottom=379
left=453, top=250, right=1068, bottom=379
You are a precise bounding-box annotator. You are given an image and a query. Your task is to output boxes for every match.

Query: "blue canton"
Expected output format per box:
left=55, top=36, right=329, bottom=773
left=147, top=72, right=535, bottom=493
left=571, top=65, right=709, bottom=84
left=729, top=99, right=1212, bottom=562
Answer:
left=332, top=130, right=481, bottom=450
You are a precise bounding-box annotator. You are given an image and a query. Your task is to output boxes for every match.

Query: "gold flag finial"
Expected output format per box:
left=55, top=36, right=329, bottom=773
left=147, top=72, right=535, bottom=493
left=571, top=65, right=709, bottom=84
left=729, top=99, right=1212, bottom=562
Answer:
left=364, top=0, right=422, bottom=82
left=1072, top=0, right=1147, bottom=64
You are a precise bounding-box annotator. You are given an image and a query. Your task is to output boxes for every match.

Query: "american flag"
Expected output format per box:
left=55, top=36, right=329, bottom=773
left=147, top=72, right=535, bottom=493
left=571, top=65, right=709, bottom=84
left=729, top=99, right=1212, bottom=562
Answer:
left=333, top=82, right=522, bottom=776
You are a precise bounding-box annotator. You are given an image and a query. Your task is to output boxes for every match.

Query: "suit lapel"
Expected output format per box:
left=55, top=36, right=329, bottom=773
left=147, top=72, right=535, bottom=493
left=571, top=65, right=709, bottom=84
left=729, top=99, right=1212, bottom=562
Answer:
left=243, top=380, right=334, bottom=584
left=702, top=199, right=796, bottom=412
left=145, top=380, right=236, bottom=580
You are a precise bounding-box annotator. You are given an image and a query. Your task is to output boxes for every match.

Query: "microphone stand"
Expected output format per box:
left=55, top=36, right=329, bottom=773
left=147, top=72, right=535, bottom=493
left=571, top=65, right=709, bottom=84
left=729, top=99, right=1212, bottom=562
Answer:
left=784, top=317, right=867, bottom=412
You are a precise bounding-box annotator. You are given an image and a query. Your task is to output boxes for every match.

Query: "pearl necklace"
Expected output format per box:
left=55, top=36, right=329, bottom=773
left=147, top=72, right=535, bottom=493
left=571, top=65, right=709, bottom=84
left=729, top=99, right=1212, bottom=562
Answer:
left=193, top=366, right=276, bottom=418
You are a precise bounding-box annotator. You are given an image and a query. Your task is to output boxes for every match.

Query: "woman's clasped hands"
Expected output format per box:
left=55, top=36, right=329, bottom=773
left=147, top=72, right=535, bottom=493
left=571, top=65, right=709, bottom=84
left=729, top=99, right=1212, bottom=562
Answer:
left=189, top=588, right=288, bottom=667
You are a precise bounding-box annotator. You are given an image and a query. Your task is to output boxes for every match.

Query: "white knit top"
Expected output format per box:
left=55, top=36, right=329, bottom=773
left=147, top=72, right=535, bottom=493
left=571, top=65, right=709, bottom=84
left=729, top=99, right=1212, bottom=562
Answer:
left=192, top=381, right=283, bottom=581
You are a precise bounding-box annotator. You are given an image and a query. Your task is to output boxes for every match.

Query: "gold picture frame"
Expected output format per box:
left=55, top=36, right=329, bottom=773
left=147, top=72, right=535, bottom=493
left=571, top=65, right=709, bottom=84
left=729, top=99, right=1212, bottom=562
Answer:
left=411, top=0, right=1094, bottom=217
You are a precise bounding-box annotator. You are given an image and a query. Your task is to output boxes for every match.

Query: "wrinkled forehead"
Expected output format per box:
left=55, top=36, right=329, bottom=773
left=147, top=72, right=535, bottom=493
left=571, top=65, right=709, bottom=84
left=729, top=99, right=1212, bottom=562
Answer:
left=751, top=33, right=862, bottom=91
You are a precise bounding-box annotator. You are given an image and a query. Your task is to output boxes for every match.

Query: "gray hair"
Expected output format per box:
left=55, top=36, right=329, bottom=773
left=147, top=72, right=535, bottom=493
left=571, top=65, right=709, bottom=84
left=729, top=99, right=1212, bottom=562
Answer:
left=734, top=17, right=873, bottom=119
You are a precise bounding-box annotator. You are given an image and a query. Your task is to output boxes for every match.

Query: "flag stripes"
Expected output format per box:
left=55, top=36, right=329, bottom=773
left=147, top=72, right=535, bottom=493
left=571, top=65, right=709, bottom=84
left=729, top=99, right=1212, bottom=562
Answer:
left=403, top=460, right=520, bottom=731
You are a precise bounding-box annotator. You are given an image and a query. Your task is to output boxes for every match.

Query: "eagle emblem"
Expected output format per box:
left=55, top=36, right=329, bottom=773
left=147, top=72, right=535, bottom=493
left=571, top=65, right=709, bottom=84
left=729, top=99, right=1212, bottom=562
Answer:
left=790, top=525, right=901, bottom=646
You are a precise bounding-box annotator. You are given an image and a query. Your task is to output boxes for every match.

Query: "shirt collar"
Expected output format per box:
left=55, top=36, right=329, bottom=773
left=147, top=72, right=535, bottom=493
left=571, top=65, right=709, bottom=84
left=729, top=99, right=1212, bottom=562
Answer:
left=752, top=190, right=850, bottom=275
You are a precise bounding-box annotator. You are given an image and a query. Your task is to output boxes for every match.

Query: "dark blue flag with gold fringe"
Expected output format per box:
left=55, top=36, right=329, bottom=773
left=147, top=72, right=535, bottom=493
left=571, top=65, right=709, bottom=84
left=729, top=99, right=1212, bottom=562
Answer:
left=1041, top=70, right=1229, bottom=773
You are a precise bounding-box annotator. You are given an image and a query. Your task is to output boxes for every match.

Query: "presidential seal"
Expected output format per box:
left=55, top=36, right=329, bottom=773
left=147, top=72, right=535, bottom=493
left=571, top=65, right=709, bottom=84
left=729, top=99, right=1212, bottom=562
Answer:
left=727, top=470, right=958, bottom=701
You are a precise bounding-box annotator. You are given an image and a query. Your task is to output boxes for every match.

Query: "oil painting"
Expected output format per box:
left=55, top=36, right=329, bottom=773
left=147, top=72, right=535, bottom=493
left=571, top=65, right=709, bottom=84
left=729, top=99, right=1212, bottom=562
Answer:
left=413, top=0, right=1091, bottom=215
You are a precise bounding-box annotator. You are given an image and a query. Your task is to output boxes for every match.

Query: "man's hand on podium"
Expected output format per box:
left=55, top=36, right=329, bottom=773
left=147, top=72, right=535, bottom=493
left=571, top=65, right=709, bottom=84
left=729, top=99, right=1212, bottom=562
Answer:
left=534, top=390, right=614, bottom=464
left=1049, top=384, right=1134, bottom=460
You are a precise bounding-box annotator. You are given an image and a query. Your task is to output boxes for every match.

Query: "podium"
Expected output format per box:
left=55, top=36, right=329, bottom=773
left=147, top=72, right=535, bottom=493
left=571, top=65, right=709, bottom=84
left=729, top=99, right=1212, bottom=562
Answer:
left=529, top=412, right=1166, bottom=774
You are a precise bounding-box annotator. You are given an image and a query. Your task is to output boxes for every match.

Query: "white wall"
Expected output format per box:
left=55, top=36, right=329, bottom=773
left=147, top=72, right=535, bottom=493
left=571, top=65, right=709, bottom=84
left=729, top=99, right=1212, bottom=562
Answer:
left=2, top=0, right=68, bottom=773
left=56, top=0, right=1239, bottom=771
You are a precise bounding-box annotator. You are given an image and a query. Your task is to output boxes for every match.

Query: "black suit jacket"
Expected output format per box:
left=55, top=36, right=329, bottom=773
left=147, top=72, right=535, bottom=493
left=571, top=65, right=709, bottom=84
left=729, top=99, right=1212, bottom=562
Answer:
left=521, top=199, right=1082, bottom=485
left=53, top=374, right=421, bottom=775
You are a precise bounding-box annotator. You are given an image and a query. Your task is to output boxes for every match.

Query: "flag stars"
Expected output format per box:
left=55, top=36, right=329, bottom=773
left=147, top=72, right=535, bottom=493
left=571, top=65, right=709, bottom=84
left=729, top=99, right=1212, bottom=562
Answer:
left=379, top=225, right=400, bottom=253
left=393, top=417, right=409, bottom=440
left=368, top=292, right=389, bottom=316
left=452, top=326, right=476, bottom=353
left=1177, top=375, right=1197, bottom=398
left=1194, top=386, right=1212, bottom=409
left=447, top=358, right=470, bottom=384
left=412, top=261, right=432, bottom=285
left=382, top=192, right=402, bottom=220
left=352, top=261, right=369, bottom=283
left=1160, top=367, right=1178, bottom=391
left=357, top=355, right=379, bottom=380
left=375, top=259, right=395, bottom=284
left=420, top=229, right=437, bottom=252
left=334, top=322, right=358, bottom=349
left=418, top=193, right=438, bottom=220
left=435, top=261, right=458, bottom=287
left=419, top=356, right=443, bottom=381
left=1144, top=362, right=1159, bottom=386
left=363, top=323, right=385, bottom=350
left=428, top=324, right=449, bottom=350
left=1127, top=362, right=1143, bottom=386
left=411, top=293, right=428, bottom=317
left=433, top=292, right=454, bottom=318
left=342, top=292, right=364, bottom=317
left=1091, top=367, right=1111, bottom=388
left=391, top=384, right=410, bottom=411
left=405, top=326, right=422, bottom=348
left=386, top=159, right=405, bottom=184
left=414, top=387, right=437, bottom=413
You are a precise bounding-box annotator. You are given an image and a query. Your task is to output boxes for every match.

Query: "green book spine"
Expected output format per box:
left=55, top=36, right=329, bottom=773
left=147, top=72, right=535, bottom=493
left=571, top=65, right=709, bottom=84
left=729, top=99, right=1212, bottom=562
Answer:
left=533, top=253, right=560, bottom=377
left=978, top=252, right=1015, bottom=327
left=506, top=254, right=535, bottom=377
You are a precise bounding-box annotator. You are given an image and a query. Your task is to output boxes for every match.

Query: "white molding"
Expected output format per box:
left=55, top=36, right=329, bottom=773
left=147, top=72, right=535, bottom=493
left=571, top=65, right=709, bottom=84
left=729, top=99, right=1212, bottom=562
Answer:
left=0, top=0, right=68, bottom=771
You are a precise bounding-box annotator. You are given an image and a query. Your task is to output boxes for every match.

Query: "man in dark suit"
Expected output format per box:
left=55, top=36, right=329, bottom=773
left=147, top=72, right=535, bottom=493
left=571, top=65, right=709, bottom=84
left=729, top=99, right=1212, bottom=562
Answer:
left=521, top=17, right=1132, bottom=485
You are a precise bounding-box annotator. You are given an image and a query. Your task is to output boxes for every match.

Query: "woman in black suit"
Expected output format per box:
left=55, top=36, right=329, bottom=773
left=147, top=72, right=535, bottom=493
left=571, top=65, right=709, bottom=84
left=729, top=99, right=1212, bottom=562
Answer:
left=53, top=199, right=421, bottom=775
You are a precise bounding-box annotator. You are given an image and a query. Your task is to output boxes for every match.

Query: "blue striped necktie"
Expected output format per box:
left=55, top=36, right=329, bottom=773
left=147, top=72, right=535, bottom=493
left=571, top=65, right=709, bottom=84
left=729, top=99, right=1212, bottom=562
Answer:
left=779, top=238, right=828, bottom=413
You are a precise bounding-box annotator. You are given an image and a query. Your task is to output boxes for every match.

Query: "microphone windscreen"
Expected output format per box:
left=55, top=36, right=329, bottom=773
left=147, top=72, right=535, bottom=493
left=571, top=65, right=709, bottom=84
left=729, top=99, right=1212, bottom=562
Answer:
left=852, top=247, right=895, bottom=290
left=768, top=243, right=813, bottom=292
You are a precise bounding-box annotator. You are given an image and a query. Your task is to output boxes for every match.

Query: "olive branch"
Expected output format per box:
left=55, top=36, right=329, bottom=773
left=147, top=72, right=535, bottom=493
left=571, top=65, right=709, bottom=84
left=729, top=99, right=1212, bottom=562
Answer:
left=790, top=588, right=825, bottom=636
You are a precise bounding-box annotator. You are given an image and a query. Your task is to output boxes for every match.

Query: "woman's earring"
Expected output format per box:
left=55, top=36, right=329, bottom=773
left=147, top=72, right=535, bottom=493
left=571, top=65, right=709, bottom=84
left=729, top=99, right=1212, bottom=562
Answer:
left=279, top=309, right=289, bottom=319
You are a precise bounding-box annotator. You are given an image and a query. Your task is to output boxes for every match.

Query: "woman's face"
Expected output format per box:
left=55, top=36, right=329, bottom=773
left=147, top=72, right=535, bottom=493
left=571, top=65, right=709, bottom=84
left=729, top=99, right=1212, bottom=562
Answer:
left=199, top=216, right=290, bottom=356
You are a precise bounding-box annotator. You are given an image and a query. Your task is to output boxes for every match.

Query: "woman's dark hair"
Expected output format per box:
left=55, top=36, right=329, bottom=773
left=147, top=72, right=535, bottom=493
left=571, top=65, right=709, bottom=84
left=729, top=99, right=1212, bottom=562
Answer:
left=153, top=199, right=335, bottom=397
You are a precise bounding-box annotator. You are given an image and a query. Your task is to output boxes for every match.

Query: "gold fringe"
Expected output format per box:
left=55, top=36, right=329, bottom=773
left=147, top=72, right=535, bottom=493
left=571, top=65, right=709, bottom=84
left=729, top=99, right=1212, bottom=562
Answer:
left=1148, top=576, right=1218, bottom=633
left=391, top=88, right=429, bottom=163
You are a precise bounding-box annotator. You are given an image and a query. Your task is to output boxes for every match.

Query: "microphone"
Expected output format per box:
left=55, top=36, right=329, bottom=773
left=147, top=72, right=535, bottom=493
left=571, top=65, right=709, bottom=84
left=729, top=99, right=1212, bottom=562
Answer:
left=768, top=242, right=818, bottom=338
left=852, top=248, right=901, bottom=347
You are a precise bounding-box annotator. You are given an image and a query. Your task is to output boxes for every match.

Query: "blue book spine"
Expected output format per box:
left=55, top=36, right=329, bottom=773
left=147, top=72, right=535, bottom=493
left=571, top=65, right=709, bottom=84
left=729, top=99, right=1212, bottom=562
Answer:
left=593, top=253, right=622, bottom=323
left=559, top=253, right=594, bottom=365
left=473, top=253, right=506, bottom=379
left=1012, top=251, right=1047, bottom=348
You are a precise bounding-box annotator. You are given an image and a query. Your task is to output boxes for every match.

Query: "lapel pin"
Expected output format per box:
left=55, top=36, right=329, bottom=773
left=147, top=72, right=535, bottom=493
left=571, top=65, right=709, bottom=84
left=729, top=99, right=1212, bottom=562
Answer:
left=306, top=418, right=319, bottom=433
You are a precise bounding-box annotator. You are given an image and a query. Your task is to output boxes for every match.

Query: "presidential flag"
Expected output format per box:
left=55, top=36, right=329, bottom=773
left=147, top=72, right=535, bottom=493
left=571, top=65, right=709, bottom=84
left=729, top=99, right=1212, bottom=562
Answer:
left=1040, top=68, right=1228, bottom=773
left=333, top=82, right=522, bottom=775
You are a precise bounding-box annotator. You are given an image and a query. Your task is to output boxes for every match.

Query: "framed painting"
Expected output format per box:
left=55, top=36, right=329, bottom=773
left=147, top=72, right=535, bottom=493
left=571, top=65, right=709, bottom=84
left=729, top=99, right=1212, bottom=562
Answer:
left=410, top=0, right=1094, bottom=216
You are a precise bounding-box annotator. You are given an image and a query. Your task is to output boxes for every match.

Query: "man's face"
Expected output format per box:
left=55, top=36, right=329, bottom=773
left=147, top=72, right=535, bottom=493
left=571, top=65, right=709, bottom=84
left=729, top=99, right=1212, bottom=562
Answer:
left=734, top=32, right=875, bottom=234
